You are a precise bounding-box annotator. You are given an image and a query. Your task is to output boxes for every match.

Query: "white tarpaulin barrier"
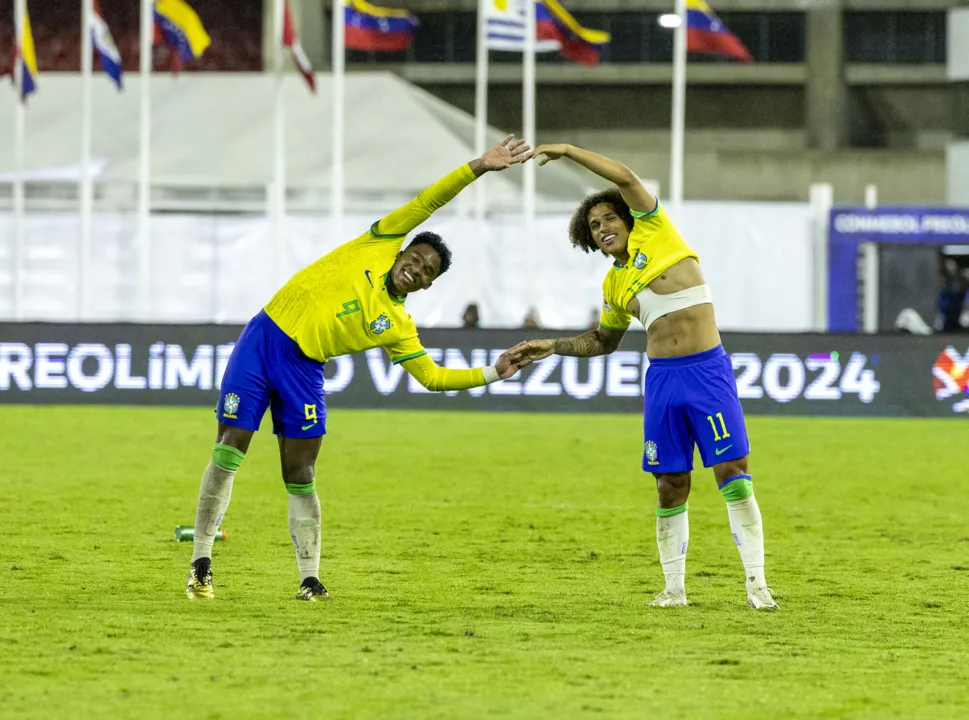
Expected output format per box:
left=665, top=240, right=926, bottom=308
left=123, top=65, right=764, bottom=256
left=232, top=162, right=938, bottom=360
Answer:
left=0, top=73, right=592, bottom=207
left=0, top=202, right=813, bottom=331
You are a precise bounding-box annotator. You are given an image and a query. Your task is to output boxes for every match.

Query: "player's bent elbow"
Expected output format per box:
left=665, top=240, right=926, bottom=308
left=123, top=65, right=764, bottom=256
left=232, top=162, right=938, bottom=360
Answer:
left=597, top=331, right=622, bottom=355
left=615, top=167, right=641, bottom=190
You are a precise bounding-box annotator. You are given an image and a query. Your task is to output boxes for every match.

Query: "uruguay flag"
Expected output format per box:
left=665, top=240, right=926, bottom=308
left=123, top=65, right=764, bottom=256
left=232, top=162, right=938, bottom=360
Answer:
left=18, top=7, right=39, bottom=100
left=91, top=0, right=124, bottom=89
left=485, top=0, right=559, bottom=54
left=485, top=0, right=608, bottom=66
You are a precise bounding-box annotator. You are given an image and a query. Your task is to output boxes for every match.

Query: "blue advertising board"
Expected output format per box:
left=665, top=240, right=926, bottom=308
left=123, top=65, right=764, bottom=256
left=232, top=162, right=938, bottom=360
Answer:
left=828, top=207, right=969, bottom=332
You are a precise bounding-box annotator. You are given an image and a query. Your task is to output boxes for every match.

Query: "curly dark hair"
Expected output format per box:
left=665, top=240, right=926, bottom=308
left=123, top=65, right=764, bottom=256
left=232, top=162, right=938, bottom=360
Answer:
left=568, top=189, right=634, bottom=255
left=407, top=231, right=452, bottom=276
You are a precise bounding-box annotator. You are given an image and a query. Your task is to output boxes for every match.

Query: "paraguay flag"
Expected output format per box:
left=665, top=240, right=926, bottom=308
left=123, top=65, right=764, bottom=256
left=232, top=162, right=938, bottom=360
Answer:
left=91, top=0, right=124, bottom=89
left=686, top=0, right=753, bottom=64
left=153, top=0, right=212, bottom=61
left=18, top=6, right=38, bottom=100
left=344, top=0, right=418, bottom=53
left=536, top=0, right=610, bottom=67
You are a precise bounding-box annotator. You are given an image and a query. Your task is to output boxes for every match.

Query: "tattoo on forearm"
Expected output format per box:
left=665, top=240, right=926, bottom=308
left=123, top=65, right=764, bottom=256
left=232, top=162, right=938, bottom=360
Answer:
left=553, top=331, right=608, bottom=357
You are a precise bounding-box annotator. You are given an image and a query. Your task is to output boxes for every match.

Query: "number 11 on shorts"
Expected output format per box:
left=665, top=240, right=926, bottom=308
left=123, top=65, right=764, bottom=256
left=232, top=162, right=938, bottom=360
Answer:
left=707, top=412, right=730, bottom=441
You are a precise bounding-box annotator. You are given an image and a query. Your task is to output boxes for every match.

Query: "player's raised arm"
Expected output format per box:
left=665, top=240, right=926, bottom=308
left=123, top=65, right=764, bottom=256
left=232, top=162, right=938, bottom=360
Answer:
left=400, top=343, right=529, bottom=391
left=516, top=326, right=625, bottom=363
left=528, top=144, right=656, bottom=215
left=372, top=135, right=531, bottom=238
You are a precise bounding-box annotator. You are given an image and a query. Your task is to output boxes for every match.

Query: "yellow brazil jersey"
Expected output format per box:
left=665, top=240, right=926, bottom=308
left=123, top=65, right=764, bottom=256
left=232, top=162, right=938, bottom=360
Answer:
left=598, top=202, right=699, bottom=332
left=264, top=164, right=476, bottom=364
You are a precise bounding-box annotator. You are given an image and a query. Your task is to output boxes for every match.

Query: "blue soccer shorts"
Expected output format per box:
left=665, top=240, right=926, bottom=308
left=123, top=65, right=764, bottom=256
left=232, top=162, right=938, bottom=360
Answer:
left=642, top=344, right=749, bottom=474
left=216, top=310, right=326, bottom=439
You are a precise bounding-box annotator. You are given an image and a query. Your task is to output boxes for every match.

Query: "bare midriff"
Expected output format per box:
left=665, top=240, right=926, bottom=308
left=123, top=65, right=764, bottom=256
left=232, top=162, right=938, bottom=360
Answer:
left=626, top=257, right=722, bottom=359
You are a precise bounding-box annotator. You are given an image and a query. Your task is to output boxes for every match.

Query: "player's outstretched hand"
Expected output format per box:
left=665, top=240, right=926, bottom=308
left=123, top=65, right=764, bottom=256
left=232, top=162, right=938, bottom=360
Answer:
left=477, top=134, right=531, bottom=173
left=516, top=339, right=556, bottom=362
left=527, top=143, right=570, bottom=166
left=495, top=341, right=534, bottom=380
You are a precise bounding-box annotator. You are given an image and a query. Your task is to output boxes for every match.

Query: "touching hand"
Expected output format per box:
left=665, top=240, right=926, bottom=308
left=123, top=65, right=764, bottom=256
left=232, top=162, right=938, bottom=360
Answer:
left=527, top=143, right=570, bottom=166
left=518, top=339, right=556, bottom=363
left=495, top=341, right=535, bottom=380
left=476, top=134, right=531, bottom=174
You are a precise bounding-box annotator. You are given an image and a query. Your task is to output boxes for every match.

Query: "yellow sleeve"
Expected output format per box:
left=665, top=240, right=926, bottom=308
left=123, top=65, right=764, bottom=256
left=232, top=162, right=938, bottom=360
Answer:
left=385, top=330, right=427, bottom=365
left=629, top=202, right=668, bottom=239
left=629, top=201, right=663, bottom=221
left=401, top=353, right=487, bottom=392
left=599, top=295, right=632, bottom=333
left=370, top=164, right=477, bottom=239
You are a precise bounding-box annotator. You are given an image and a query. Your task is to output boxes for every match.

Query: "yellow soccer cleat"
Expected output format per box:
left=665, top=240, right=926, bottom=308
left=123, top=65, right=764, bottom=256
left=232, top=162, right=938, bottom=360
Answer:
left=186, top=558, right=215, bottom=599
left=296, top=577, right=331, bottom=602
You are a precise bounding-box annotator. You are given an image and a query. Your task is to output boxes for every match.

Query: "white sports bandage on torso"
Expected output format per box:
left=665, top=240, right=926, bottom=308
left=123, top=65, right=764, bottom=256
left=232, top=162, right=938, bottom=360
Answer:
left=635, top=284, right=713, bottom=331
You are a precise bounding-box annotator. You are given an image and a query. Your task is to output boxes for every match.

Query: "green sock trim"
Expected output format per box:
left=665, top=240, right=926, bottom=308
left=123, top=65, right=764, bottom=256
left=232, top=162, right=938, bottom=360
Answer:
left=720, top=476, right=754, bottom=502
left=656, top=502, right=688, bottom=518
left=212, top=443, right=245, bottom=472
left=285, top=480, right=317, bottom=496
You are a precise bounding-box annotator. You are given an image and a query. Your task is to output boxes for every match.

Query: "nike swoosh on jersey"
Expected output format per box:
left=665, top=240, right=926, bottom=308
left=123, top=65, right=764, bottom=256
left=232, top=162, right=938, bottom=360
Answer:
left=715, top=445, right=733, bottom=456
left=364, top=270, right=374, bottom=287
left=302, top=422, right=317, bottom=431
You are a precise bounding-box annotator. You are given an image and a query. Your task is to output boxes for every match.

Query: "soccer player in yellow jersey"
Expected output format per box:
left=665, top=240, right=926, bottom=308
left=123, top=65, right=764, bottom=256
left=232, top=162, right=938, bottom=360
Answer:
left=185, top=136, right=531, bottom=601
left=516, top=143, right=777, bottom=610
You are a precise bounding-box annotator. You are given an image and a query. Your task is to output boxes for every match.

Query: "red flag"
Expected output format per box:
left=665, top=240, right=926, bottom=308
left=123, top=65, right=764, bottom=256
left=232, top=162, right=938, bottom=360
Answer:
left=284, top=0, right=315, bottom=92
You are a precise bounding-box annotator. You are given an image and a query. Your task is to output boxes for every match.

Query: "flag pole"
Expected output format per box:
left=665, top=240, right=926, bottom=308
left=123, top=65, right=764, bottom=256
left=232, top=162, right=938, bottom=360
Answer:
left=273, top=0, right=286, bottom=286
left=670, top=0, right=687, bottom=212
left=331, top=0, right=346, bottom=242
left=80, top=0, right=94, bottom=320
left=523, top=0, right=537, bottom=311
left=473, top=0, right=488, bottom=225
left=138, top=0, right=152, bottom=319
left=12, top=0, right=26, bottom=320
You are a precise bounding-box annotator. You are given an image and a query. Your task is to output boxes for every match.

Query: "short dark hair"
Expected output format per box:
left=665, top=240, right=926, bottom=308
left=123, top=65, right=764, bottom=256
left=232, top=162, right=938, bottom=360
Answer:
left=407, top=231, right=452, bottom=276
left=568, top=189, right=634, bottom=255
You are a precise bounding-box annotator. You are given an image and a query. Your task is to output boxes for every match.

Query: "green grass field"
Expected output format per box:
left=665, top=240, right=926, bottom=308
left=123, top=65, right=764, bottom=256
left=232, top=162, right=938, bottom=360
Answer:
left=1, top=407, right=967, bottom=719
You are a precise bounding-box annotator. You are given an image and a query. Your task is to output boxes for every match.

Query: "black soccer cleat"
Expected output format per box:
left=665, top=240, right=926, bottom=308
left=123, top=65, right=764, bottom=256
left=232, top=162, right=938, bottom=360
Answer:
left=296, top=577, right=331, bottom=602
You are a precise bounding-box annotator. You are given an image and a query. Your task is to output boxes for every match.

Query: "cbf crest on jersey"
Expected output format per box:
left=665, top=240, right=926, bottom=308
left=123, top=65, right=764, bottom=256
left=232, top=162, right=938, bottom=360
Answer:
left=223, top=393, right=241, bottom=419
left=370, top=314, right=392, bottom=334
left=634, top=251, right=649, bottom=269
left=644, top=440, right=658, bottom=465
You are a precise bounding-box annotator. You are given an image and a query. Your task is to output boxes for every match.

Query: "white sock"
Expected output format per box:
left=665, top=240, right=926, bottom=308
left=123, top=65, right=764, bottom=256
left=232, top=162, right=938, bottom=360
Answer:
left=288, top=489, right=322, bottom=582
left=191, top=460, right=236, bottom=562
left=656, top=508, right=689, bottom=593
left=726, top=495, right=767, bottom=587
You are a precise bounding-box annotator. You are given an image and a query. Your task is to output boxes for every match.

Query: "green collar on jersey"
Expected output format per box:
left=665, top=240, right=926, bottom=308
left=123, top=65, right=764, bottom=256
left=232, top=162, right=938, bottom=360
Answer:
left=382, top=272, right=406, bottom=304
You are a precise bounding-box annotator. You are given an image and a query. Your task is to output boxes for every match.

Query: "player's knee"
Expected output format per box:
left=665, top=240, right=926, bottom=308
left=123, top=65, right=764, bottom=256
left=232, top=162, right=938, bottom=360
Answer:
left=216, top=424, right=253, bottom=454
left=282, top=463, right=314, bottom=487
left=212, top=442, right=245, bottom=473
left=654, top=472, right=691, bottom=508
left=713, top=456, right=749, bottom=486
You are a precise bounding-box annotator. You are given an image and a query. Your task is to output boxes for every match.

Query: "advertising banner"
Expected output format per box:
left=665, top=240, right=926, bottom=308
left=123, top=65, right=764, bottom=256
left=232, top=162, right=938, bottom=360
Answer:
left=1, top=324, right=967, bottom=417
left=828, top=206, right=969, bottom=332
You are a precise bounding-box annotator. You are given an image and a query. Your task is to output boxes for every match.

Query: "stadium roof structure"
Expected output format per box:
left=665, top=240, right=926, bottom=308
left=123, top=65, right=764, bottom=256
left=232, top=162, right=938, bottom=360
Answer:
left=0, top=72, right=594, bottom=211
